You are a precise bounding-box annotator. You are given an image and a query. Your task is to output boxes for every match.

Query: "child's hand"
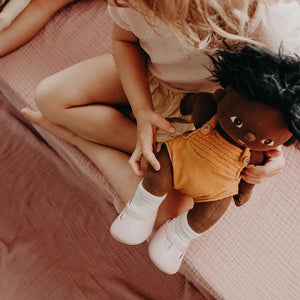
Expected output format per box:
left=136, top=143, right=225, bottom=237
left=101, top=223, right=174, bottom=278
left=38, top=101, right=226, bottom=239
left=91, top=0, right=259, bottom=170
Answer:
left=129, top=109, right=176, bottom=176
left=242, top=147, right=284, bottom=184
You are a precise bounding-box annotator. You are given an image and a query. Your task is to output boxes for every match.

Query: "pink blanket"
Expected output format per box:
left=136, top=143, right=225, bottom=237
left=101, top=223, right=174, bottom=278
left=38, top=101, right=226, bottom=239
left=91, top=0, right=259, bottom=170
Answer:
left=0, top=0, right=299, bottom=299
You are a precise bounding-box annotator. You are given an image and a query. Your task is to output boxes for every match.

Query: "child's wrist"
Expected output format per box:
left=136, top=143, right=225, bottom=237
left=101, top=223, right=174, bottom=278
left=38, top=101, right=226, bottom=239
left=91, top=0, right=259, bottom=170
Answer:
left=134, top=107, right=153, bottom=120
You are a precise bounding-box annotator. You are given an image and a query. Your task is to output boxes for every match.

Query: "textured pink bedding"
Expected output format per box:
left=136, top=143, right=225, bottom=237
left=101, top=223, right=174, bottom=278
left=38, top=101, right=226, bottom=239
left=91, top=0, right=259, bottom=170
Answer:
left=0, top=1, right=299, bottom=299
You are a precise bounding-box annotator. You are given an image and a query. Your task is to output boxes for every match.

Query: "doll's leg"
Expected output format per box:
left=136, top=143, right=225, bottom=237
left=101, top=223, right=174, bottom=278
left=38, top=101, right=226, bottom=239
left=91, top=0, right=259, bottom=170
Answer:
left=0, top=0, right=75, bottom=56
left=187, top=198, right=232, bottom=233
left=149, top=197, right=231, bottom=274
left=110, top=146, right=174, bottom=245
left=142, top=145, right=173, bottom=196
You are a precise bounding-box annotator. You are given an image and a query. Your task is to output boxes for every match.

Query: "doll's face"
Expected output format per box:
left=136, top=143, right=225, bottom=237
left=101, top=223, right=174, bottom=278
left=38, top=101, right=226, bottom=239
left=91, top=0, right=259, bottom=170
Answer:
left=217, top=89, right=293, bottom=151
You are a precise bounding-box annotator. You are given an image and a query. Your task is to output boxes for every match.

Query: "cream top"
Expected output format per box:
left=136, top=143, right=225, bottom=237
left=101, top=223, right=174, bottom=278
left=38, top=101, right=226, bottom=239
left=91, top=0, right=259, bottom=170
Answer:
left=108, top=1, right=300, bottom=93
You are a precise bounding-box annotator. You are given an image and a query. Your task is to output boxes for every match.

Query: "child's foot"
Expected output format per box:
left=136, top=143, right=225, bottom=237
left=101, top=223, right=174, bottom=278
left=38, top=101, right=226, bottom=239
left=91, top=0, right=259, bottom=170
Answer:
left=21, top=108, right=81, bottom=146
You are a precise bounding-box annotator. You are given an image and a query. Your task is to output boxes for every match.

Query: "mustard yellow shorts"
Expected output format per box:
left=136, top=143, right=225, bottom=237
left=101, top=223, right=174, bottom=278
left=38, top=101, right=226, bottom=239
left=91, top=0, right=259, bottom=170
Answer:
left=148, top=74, right=195, bottom=143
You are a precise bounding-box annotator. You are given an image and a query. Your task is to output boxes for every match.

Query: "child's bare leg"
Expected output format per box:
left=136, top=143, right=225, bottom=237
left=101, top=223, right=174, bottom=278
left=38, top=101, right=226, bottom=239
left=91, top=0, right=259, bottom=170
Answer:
left=21, top=108, right=192, bottom=222
left=35, top=54, right=136, bottom=154
left=21, top=108, right=140, bottom=203
left=0, top=0, right=75, bottom=56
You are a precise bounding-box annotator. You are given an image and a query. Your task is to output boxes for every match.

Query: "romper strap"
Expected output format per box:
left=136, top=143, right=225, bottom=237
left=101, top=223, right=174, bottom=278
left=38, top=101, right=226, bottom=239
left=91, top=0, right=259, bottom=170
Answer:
left=240, top=148, right=251, bottom=165
left=200, top=115, right=218, bottom=135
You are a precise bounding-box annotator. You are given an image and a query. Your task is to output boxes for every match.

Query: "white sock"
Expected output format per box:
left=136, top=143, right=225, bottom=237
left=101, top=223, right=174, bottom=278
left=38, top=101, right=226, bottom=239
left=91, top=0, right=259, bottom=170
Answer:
left=129, top=181, right=166, bottom=214
left=171, top=211, right=201, bottom=244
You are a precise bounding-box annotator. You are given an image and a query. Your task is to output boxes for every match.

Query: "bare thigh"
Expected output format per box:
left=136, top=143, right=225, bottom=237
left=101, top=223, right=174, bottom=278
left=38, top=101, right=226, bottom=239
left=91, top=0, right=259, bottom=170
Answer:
left=35, top=54, right=137, bottom=152
left=36, top=53, right=128, bottom=112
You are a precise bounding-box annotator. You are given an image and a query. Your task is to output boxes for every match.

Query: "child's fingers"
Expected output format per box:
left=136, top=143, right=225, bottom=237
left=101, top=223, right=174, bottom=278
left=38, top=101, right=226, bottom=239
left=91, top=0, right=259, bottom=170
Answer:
left=264, top=147, right=282, bottom=158
left=242, top=150, right=285, bottom=184
left=143, top=148, right=160, bottom=171
left=242, top=167, right=271, bottom=184
left=129, top=149, right=146, bottom=177
left=154, top=114, right=176, bottom=134
left=141, top=129, right=161, bottom=171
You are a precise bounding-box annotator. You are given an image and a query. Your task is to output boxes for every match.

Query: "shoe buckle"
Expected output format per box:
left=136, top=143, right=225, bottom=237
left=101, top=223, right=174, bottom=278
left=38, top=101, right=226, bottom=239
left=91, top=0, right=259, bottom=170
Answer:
left=120, top=211, right=127, bottom=221
left=178, top=250, right=185, bottom=259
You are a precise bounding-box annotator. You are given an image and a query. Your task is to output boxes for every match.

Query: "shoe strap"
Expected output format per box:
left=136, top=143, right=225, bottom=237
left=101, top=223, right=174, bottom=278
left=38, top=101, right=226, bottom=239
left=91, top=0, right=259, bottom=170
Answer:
left=165, top=221, right=189, bottom=251
left=124, top=203, right=157, bottom=221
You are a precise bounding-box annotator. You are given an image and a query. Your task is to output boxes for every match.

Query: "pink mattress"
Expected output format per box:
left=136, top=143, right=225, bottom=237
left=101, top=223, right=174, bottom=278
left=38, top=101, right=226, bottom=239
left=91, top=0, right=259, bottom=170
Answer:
left=0, top=1, right=299, bottom=299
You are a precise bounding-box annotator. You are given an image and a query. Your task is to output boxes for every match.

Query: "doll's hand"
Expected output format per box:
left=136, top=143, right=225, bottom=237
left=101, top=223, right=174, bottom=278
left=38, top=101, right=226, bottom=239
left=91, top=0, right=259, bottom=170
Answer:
left=242, top=147, right=284, bottom=184
left=233, top=192, right=252, bottom=206
left=129, top=109, right=175, bottom=176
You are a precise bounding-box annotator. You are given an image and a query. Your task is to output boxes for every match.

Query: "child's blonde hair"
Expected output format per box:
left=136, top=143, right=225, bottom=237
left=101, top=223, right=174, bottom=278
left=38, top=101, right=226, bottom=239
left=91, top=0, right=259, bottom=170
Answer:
left=109, top=0, right=265, bottom=53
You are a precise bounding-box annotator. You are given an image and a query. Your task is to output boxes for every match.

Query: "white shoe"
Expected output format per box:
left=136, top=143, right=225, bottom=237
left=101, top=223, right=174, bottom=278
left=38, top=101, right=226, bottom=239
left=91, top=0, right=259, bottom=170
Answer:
left=148, top=220, right=189, bottom=274
left=110, top=202, right=158, bottom=245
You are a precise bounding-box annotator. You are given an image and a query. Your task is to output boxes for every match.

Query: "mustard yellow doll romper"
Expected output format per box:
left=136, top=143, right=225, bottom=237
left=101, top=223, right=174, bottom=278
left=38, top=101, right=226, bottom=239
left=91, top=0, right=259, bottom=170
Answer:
left=165, top=115, right=251, bottom=202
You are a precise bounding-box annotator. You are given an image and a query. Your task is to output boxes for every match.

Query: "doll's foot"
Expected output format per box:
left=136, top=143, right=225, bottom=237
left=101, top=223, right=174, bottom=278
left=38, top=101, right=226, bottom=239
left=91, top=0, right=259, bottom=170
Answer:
left=0, top=13, right=11, bottom=31
left=148, top=220, right=189, bottom=274
left=110, top=202, right=159, bottom=245
left=110, top=181, right=166, bottom=245
left=21, top=108, right=81, bottom=146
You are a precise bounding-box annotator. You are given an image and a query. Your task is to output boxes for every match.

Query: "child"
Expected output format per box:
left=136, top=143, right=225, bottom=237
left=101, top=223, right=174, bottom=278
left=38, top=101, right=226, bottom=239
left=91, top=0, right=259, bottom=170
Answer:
left=0, top=0, right=76, bottom=57
left=24, top=1, right=299, bottom=241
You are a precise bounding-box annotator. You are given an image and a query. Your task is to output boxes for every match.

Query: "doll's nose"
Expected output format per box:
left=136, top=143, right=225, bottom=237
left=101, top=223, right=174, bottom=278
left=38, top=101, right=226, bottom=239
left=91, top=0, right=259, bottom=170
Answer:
left=243, top=131, right=256, bottom=142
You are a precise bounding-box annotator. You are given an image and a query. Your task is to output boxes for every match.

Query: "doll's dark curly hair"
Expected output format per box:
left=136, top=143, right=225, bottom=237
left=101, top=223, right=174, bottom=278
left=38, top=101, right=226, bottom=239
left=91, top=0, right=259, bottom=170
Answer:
left=209, top=44, right=300, bottom=142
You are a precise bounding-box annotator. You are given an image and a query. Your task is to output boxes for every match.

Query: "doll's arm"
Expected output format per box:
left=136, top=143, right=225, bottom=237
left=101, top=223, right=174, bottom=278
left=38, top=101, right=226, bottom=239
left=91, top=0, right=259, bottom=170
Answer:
left=234, top=150, right=265, bottom=206
left=180, top=92, right=217, bottom=129
left=0, top=0, right=75, bottom=57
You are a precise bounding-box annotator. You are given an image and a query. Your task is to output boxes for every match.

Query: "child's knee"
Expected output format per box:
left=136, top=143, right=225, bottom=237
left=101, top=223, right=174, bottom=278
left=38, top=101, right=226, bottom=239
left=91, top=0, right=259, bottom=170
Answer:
left=35, top=77, right=64, bottom=120
left=35, top=78, right=53, bottom=110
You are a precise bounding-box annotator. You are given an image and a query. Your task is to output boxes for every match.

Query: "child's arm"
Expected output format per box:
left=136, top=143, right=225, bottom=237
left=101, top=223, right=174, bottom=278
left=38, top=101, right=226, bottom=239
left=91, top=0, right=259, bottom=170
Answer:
left=0, top=0, right=75, bottom=57
left=112, top=23, right=175, bottom=176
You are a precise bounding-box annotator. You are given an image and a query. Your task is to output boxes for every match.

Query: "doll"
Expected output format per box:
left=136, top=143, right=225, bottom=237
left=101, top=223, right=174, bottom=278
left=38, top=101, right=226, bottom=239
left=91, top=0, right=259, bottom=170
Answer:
left=110, top=45, right=300, bottom=274
left=0, top=0, right=31, bottom=31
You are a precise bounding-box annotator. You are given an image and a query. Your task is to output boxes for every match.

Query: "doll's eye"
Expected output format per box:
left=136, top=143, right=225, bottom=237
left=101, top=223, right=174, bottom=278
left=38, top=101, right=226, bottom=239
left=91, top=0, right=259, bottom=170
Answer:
left=261, top=139, right=274, bottom=146
left=231, top=116, right=243, bottom=128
